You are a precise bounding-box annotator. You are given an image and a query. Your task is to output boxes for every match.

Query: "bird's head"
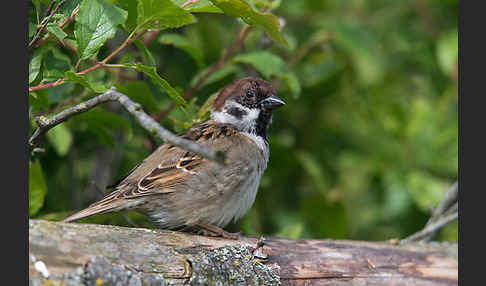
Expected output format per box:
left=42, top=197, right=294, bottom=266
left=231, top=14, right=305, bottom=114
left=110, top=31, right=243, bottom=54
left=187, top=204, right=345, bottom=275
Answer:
left=211, top=77, right=285, bottom=140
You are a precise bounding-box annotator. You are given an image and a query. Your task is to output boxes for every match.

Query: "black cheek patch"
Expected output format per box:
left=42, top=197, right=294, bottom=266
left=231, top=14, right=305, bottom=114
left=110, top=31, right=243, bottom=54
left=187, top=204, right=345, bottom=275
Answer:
left=227, top=107, right=248, bottom=119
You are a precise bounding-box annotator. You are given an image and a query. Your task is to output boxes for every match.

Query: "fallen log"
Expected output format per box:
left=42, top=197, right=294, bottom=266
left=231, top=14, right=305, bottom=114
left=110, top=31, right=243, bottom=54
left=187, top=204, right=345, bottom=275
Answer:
left=29, top=219, right=457, bottom=286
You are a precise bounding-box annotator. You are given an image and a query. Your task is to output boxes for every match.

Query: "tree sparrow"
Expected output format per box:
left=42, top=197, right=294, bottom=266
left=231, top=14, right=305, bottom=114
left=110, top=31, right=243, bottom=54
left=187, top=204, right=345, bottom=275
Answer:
left=63, top=77, right=285, bottom=239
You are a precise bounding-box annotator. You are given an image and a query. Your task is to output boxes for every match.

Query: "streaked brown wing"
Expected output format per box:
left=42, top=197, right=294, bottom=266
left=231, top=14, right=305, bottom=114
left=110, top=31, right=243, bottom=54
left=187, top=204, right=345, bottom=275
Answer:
left=103, top=121, right=238, bottom=200
left=137, top=151, right=201, bottom=191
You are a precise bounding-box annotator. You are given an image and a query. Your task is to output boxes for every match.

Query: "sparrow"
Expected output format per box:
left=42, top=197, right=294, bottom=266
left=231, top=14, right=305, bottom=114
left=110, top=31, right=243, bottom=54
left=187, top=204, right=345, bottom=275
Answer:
left=63, top=77, right=285, bottom=239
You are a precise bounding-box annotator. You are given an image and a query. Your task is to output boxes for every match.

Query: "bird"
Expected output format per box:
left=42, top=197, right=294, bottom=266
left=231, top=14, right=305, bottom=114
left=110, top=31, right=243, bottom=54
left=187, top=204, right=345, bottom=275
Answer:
left=62, top=77, right=285, bottom=239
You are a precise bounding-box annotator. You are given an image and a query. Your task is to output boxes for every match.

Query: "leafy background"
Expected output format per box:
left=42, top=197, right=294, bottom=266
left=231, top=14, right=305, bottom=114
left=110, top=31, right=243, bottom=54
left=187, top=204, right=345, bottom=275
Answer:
left=29, top=0, right=458, bottom=242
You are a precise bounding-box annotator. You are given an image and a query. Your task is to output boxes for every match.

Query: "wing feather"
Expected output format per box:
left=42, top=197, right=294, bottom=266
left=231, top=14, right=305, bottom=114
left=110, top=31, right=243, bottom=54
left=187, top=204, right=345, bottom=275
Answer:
left=106, top=121, right=238, bottom=199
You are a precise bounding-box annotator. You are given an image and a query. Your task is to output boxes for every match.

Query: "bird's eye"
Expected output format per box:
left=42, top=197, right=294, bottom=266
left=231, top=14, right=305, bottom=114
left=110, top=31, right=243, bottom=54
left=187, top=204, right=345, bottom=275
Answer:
left=246, top=90, right=255, bottom=98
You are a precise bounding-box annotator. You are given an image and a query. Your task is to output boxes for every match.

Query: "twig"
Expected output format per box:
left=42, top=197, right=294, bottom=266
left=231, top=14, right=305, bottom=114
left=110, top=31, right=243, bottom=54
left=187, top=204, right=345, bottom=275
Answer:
left=401, top=212, right=458, bottom=244
left=34, top=5, right=80, bottom=48
left=143, top=30, right=161, bottom=45
left=29, top=0, right=67, bottom=49
left=28, top=87, right=226, bottom=164
left=59, top=4, right=79, bottom=28
left=185, top=26, right=253, bottom=99
left=401, top=181, right=458, bottom=243
left=181, top=0, right=199, bottom=8
left=43, top=0, right=57, bottom=19
left=430, top=181, right=458, bottom=220
left=153, top=26, right=253, bottom=121
left=100, top=30, right=148, bottom=65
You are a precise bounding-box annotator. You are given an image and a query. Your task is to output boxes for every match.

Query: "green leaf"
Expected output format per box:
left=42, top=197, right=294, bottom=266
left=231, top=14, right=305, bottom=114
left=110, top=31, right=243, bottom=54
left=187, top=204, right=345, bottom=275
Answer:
left=117, top=0, right=139, bottom=33
left=29, top=160, right=48, bottom=216
left=65, top=71, right=108, bottom=93
left=29, top=11, right=37, bottom=40
left=46, top=123, right=73, bottom=156
left=43, top=48, right=72, bottom=81
left=250, top=0, right=281, bottom=11
left=232, top=51, right=287, bottom=79
left=75, top=0, right=128, bottom=59
left=46, top=23, right=68, bottom=41
left=172, top=0, right=223, bottom=13
left=116, top=81, right=159, bottom=113
left=133, top=39, right=157, bottom=66
left=159, top=33, right=205, bottom=68
left=123, top=62, right=187, bottom=106
left=136, top=0, right=195, bottom=30
left=60, top=0, right=82, bottom=16
left=209, top=0, right=287, bottom=45
left=29, top=48, right=43, bottom=84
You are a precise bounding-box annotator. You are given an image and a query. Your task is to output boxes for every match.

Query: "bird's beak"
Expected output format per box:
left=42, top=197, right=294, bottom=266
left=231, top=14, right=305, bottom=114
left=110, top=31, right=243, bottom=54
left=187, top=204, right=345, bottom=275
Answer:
left=261, top=95, right=286, bottom=110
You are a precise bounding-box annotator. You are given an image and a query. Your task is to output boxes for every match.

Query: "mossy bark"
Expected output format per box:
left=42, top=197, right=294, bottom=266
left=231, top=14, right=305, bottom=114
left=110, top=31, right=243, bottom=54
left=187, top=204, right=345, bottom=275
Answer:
left=29, top=219, right=457, bottom=286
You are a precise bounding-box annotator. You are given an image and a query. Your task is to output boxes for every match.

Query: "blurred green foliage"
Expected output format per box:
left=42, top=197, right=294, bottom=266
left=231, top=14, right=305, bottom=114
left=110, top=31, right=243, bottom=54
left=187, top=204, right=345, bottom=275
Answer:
left=28, top=0, right=457, bottom=242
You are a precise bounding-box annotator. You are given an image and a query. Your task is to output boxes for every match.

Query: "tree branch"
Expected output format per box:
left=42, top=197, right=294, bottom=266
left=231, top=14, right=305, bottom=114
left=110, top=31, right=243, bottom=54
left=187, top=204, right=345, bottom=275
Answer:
left=28, top=0, right=67, bottom=49
left=431, top=181, right=458, bottom=219
left=181, top=0, right=200, bottom=8
left=28, top=87, right=226, bottom=164
left=401, top=212, right=458, bottom=244
left=29, top=219, right=458, bottom=285
left=34, top=4, right=80, bottom=49
left=401, top=181, right=458, bottom=243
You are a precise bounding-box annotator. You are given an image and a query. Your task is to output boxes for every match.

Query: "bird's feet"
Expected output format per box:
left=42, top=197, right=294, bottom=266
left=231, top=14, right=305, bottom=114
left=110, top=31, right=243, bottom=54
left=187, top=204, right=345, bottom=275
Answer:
left=196, top=223, right=242, bottom=240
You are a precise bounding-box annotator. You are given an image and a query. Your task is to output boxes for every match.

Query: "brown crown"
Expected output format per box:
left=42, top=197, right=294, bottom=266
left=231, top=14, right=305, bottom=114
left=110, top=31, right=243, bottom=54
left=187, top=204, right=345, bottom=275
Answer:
left=213, top=77, right=276, bottom=111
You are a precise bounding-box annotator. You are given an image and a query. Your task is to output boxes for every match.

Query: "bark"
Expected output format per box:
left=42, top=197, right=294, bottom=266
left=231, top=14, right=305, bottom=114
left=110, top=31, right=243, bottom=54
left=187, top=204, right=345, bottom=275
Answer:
left=29, top=219, right=458, bottom=286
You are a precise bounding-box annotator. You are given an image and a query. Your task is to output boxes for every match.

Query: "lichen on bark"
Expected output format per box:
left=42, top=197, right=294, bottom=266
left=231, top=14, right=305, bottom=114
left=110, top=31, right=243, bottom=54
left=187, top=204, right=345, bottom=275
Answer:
left=179, top=245, right=280, bottom=286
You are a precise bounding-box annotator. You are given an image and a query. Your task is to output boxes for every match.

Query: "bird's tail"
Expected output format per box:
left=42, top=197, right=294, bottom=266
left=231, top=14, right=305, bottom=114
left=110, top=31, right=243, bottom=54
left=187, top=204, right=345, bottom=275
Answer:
left=62, top=199, right=126, bottom=222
